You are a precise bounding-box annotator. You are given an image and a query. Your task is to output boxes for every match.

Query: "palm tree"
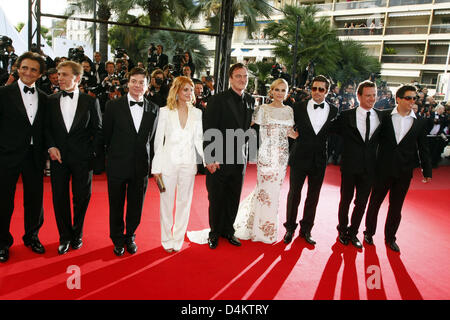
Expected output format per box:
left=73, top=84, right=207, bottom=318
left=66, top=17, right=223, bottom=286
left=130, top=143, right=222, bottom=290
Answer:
left=247, top=61, right=273, bottom=95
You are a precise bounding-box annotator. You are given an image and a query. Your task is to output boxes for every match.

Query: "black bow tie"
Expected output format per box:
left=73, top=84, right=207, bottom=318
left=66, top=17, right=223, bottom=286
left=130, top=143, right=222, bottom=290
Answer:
left=62, top=91, right=74, bottom=99
left=314, top=103, right=324, bottom=109
left=23, top=86, right=35, bottom=94
left=130, top=101, right=143, bottom=107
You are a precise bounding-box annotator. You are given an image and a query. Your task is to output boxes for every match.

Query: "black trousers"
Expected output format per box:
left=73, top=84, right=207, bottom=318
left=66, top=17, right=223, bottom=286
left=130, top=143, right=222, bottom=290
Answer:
left=0, top=146, right=44, bottom=248
left=364, top=172, right=412, bottom=242
left=284, top=165, right=326, bottom=235
left=50, top=159, right=93, bottom=243
left=206, top=165, right=244, bottom=239
left=337, top=171, right=373, bottom=237
left=107, top=174, right=148, bottom=247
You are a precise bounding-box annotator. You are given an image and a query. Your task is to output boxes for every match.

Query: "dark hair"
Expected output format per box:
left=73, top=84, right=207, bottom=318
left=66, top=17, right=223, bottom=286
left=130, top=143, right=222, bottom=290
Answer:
left=228, top=63, right=248, bottom=78
left=16, top=51, right=46, bottom=74
left=357, top=80, right=376, bottom=96
left=127, top=67, right=147, bottom=81
left=47, top=68, right=57, bottom=75
left=396, top=85, right=417, bottom=100
left=311, top=75, right=330, bottom=90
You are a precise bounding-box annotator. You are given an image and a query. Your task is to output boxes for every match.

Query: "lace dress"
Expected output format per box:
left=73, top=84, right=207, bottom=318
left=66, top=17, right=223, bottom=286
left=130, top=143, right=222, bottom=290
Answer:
left=233, top=104, right=294, bottom=243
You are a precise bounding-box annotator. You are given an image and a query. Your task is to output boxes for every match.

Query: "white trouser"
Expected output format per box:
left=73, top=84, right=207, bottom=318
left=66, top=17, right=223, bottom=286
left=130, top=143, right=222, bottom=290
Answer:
left=160, top=165, right=196, bottom=251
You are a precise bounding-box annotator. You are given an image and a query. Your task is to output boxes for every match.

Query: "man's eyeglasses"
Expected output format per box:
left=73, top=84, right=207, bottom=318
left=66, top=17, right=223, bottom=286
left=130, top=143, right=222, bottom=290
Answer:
left=401, top=96, right=418, bottom=101
left=311, top=86, right=326, bottom=93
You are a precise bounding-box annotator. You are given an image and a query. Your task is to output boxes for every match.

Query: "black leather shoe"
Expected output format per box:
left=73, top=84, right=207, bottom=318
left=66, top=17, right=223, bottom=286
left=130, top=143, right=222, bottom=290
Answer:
left=25, top=239, right=45, bottom=254
left=300, top=232, right=316, bottom=245
left=0, top=248, right=9, bottom=263
left=283, top=231, right=294, bottom=244
left=350, top=236, right=363, bottom=249
left=71, top=238, right=83, bottom=250
left=338, top=232, right=349, bottom=245
left=126, top=240, right=138, bottom=254
left=226, top=235, right=241, bottom=247
left=386, top=240, right=400, bottom=252
left=113, top=246, right=125, bottom=256
left=208, top=237, right=218, bottom=249
left=58, top=242, right=70, bottom=255
left=364, top=234, right=374, bottom=245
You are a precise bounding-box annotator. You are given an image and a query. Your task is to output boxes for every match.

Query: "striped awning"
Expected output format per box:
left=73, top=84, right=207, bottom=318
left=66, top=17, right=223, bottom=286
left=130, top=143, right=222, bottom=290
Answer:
left=434, top=10, right=450, bottom=15
left=335, top=14, right=384, bottom=21
left=388, top=11, right=430, bottom=18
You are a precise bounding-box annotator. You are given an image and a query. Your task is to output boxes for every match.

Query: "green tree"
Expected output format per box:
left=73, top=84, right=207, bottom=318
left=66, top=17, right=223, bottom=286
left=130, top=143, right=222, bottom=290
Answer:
left=247, top=61, right=273, bottom=95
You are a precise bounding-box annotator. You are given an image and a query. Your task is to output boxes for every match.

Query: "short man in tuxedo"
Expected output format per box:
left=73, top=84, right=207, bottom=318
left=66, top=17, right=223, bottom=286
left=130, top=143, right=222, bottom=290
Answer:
left=364, top=85, right=432, bottom=252
left=102, top=67, right=159, bottom=256
left=284, top=75, right=338, bottom=245
left=46, top=61, right=103, bottom=255
left=333, top=80, right=385, bottom=249
left=0, top=52, right=48, bottom=262
left=203, top=63, right=255, bottom=249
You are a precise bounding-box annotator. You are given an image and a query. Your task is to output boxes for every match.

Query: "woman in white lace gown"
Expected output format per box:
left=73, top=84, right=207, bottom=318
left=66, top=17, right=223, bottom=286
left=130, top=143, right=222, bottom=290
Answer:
left=233, top=78, right=298, bottom=243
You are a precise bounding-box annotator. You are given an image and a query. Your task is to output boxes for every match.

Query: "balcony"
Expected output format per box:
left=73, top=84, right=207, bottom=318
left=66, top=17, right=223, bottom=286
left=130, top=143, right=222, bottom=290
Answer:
left=433, top=0, right=450, bottom=3
left=425, top=55, right=448, bottom=64
left=381, top=55, right=424, bottom=63
left=384, top=25, right=429, bottom=35
left=335, top=0, right=387, bottom=11
left=315, top=3, right=334, bottom=11
left=430, top=24, right=450, bottom=34
left=389, top=0, right=432, bottom=5
left=337, top=27, right=383, bottom=36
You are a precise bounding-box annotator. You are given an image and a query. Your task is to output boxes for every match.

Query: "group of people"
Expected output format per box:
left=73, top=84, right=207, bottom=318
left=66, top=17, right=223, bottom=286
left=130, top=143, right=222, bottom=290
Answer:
left=0, top=52, right=433, bottom=264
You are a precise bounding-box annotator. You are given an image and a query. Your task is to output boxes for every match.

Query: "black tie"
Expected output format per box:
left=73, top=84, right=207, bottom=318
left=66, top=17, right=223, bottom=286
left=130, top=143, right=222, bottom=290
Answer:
left=62, top=91, right=74, bottom=99
left=130, top=101, right=143, bottom=107
left=314, top=103, right=324, bottom=109
left=23, top=86, right=35, bottom=94
left=365, top=111, right=371, bottom=143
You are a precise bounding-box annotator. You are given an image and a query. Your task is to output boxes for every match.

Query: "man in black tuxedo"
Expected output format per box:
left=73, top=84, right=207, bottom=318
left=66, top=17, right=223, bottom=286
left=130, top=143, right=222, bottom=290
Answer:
left=284, top=75, right=338, bottom=246
left=364, top=85, right=432, bottom=253
left=203, top=63, right=255, bottom=249
left=93, top=52, right=106, bottom=85
left=333, top=80, right=386, bottom=249
left=155, top=45, right=169, bottom=70
left=46, top=61, right=103, bottom=255
left=0, top=52, right=48, bottom=263
left=102, top=67, right=159, bottom=256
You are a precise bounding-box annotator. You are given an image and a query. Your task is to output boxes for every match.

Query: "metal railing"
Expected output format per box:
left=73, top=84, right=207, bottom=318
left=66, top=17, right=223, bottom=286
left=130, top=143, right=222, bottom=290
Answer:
left=384, top=25, right=429, bottom=35
left=335, top=0, right=387, bottom=11
left=381, top=55, right=424, bottom=63
left=337, top=27, right=383, bottom=36
left=389, top=0, right=433, bottom=5
left=425, top=56, right=448, bottom=64
left=430, top=25, right=450, bottom=34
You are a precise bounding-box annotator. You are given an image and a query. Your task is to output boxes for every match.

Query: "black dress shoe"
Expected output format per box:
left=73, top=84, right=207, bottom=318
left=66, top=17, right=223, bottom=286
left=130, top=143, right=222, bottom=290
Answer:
left=25, top=239, right=45, bottom=254
left=226, top=235, right=241, bottom=247
left=386, top=240, right=400, bottom=252
left=364, top=234, right=374, bottom=245
left=113, top=246, right=125, bottom=256
left=208, top=237, right=218, bottom=249
left=58, top=242, right=70, bottom=255
left=338, top=232, right=349, bottom=245
left=350, top=236, right=363, bottom=249
left=300, top=232, right=316, bottom=245
left=71, top=238, right=83, bottom=250
left=126, top=240, right=138, bottom=254
left=0, top=248, right=9, bottom=263
left=283, top=231, right=294, bottom=244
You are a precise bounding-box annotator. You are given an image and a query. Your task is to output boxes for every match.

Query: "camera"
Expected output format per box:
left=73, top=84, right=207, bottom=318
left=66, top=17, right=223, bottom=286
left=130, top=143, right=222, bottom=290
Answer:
left=271, top=63, right=282, bottom=79
left=68, top=47, right=85, bottom=62
left=0, top=36, right=17, bottom=72
left=114, top=48, right=127, bottom=59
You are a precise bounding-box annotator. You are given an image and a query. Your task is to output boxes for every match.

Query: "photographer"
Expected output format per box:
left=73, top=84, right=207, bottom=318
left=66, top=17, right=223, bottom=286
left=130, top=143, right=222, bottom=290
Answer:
left=181, top=51, right=195, bottom=77
left=428, top=104, right=448, bottom=168
left=0, top=36, right=18, bottom=75
left=193, top=79, right=207, bottom=113
left=40, top=68, right=60, bottom=95
left=81, top=60, right=98, bottom=88
left=145, top=68, right=169, bottom=108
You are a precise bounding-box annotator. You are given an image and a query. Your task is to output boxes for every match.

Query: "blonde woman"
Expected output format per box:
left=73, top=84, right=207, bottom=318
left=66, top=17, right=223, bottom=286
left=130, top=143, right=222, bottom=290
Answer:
left=152, top=76, right=204, bottom=252
left=233, top=78, right=298, bottom=243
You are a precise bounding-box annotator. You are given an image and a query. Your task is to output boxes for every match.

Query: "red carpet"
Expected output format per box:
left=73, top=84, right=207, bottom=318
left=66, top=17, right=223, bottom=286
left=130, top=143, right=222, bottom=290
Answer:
left=1, top=164, right=449, bottom=300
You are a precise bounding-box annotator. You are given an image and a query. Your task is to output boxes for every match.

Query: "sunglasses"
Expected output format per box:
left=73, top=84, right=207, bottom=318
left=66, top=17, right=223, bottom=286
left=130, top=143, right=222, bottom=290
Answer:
left=402, top=96, right=418, bottom=101
left=311, top=86, right=326, bottom=93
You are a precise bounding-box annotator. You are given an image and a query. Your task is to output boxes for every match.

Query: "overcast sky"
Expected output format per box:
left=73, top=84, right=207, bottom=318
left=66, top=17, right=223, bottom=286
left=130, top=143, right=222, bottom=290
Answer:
left=1, top=0, right=69, bottom=28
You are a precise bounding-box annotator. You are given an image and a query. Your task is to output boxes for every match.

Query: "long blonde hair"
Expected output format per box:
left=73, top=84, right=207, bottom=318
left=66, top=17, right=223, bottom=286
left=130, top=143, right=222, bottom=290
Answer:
left=167, top=76, right=195, bottom=110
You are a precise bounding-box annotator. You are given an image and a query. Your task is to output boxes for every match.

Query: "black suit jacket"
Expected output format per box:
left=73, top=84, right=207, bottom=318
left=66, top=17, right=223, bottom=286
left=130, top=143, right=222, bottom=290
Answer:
left=102, top=96, right=159, bottom=179
left=93, top=62, right=106, bottom=84
left=375, top=112, right=432, bottom=179
left=332, top=107, right=388, bottom=175
left=288, top=99, right=338, bottom=171
left=156, top=53, right=169, bottom=69
left=0, top=82, right=47, bottom=170
left=45, top=92, right=103, bottom=167
left=203, top=88, right=255, bottom=174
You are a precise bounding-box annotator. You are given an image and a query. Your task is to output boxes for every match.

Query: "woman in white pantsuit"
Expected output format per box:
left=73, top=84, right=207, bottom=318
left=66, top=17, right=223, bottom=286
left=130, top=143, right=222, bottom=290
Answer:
left=152, top=76, right=204, bottom=252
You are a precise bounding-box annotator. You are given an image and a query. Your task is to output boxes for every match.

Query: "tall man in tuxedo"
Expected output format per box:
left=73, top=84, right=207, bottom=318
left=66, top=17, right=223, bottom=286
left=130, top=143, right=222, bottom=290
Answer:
left=93, top=52, right=106, bottom=85
left=203, top=63, right=255, bottom=249
left=364, top=85, right=432, bottom=252
left=155, top=45, right=169, bottom=70
left=102, top=67, right=159, bottom=256
left=0, top=52, right=48, bottom=262
left=46, top=61, right=103, bottom=255
left=284, top=75, right=338, bottom=245
left=333, top=80, right=386, bottom=249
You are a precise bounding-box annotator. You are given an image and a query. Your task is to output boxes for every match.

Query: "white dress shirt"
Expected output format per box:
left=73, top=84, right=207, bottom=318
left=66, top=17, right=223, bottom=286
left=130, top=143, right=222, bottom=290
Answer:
left=307, top=99, right=330, bottom=134
left=127, top=93, right=144, bottom=132
left=18, top=79, right=39, bottom=145
left=60, top=89, right=80, bottom=132
left=356, top=106, right=380, bottom=142
left=391, top=106, right=416, bottom=144
left=429, top=113, right=441, bottom=135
